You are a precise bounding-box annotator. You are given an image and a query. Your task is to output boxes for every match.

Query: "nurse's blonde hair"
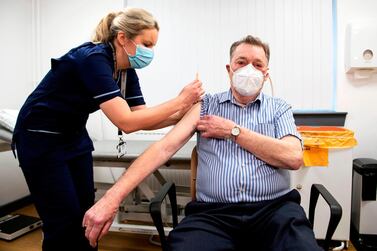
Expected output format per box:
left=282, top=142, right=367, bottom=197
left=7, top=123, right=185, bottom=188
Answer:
left=92, top=8, right=159, bottom=43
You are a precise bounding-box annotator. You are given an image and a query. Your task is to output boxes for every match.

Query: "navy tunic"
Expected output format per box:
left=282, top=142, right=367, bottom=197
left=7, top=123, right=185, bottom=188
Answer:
left=12, top=42, right=146, bottom=251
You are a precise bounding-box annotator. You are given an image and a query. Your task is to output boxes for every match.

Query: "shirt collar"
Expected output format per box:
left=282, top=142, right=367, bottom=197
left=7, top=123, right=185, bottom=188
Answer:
left=219, top=89, right=263, bottom=106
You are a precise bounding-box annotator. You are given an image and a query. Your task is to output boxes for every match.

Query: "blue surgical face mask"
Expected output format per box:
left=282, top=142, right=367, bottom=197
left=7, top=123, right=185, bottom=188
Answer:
left=123, top=40, right=154, bottom=69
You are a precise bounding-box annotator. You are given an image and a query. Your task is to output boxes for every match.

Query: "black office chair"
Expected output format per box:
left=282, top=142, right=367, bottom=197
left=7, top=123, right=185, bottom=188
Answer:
left=149, top=147, right=342, bottom=251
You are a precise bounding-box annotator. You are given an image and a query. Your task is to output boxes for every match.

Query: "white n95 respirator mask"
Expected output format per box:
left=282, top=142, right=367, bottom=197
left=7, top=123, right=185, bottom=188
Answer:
left=231, top=64, right=265, bottom=96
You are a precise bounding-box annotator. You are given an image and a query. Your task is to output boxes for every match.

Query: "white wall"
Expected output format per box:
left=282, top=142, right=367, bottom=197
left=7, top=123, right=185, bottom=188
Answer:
left=0, top=0, right=34, bottom=207
left=37, top=0, right=124, bottom=78
left=128, top=0, right=334, bottom=111
left=0, top=0, right=33, bottom=109
left=336, top=0, right=377, bottom=159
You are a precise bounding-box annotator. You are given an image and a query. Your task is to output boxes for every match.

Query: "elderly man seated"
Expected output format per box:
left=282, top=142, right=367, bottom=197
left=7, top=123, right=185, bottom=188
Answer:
left=83, top=35, right=322, bottom=251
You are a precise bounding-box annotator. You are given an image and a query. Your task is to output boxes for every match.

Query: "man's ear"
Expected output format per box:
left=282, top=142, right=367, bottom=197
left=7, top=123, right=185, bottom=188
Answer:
left=264, top=68, right=270, bottom=81
left=264, top=72, right=270, bottom=81
left=226, top=64, right=230, bottom=73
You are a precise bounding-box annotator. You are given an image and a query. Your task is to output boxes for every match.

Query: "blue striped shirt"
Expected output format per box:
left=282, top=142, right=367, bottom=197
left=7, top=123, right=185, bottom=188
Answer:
left=196, top=90, right=301, bottom=203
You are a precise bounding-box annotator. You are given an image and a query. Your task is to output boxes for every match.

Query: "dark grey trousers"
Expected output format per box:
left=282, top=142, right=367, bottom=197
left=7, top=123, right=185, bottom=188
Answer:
left=168, top=189, right=322, bottom=251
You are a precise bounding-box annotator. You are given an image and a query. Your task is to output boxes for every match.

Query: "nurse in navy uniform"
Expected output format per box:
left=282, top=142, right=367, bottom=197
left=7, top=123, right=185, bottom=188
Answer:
left=12, top=8, right=203, bottom=251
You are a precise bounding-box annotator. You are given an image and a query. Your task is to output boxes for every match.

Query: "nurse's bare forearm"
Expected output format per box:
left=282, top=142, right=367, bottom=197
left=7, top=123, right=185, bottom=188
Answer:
left=142, top=112, right=181, bottom=130
left=101, top=97, right=184, bottom=133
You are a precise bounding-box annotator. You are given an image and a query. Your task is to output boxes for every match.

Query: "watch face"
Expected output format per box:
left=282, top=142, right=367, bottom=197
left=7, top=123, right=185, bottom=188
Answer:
left=231, top=126, right=240, bottom=136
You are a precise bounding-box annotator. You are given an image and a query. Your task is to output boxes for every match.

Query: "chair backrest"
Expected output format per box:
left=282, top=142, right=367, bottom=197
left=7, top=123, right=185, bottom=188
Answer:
left=190, top=146, right=198, bottom=201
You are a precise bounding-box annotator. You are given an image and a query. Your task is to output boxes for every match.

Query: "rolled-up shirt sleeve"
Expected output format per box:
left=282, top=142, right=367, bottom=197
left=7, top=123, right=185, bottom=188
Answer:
left=274, top=99, right=302, bottom=142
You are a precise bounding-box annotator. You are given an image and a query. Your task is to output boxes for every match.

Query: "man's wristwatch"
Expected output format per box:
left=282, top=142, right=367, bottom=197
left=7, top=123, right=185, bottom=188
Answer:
left=231, top=125, right=241, bottom=140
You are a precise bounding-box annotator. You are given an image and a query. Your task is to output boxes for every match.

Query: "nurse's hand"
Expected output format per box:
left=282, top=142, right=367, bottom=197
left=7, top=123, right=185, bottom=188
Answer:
left=178, top=80, right=204, bottom=109
left=82, top=195, right=119, bottom=247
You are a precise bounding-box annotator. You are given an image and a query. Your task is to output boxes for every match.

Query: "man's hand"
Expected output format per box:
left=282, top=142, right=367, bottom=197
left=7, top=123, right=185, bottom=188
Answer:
left=197, top=115, right=236, bottom=139
left=82, top=195, right=119, bottom=247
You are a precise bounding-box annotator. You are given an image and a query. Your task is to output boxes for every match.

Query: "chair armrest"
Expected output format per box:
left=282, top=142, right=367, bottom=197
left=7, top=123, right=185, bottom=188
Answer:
left=309, top=184, right=342, bottom=251
left=149, top=182, right=178, bottom=250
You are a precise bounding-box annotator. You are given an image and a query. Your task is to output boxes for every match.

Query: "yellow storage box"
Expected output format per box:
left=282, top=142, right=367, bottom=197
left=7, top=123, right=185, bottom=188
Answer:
left=297, top=126, right=357, bottom=166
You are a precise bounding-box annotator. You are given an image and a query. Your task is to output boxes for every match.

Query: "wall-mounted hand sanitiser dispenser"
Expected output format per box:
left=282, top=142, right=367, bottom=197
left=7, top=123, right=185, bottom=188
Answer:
left=345, top=20, right=377, bottom=78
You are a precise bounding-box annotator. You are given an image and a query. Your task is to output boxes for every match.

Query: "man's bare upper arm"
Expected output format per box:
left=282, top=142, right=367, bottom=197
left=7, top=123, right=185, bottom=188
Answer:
left=162, top=103, right=201, bottom=151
